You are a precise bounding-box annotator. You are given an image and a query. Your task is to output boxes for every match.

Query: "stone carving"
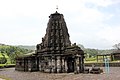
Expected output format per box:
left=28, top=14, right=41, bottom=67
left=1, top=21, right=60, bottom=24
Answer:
left=15, top=11, right=85, bottom=73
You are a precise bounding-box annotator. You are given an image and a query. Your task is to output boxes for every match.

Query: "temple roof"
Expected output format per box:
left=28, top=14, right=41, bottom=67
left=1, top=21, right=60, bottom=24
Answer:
left=16, top=52, right=36, bottom=58
left=112, top=49, right=120, bottom=54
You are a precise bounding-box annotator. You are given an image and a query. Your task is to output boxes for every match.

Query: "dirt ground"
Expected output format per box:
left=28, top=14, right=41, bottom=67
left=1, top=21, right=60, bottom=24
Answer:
left=0, top=67, right=120, bottom=80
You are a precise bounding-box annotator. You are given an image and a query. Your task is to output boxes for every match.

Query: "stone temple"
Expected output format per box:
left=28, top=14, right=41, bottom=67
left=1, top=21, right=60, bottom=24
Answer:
left=15, top=11, right=85, bottom=73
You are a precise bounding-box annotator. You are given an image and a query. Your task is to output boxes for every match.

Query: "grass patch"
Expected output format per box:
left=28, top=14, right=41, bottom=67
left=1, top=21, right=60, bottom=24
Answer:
left=85, top=61, right=97, bottom=63
left=85, top=57, right=120, bottom=63
left=0, top=76, right=11, bottom=80
left=0, top=64, right=5, bottom=67
left=85, top=57, right=97, bottom=61
left=85, top=61, right=120, bottom=64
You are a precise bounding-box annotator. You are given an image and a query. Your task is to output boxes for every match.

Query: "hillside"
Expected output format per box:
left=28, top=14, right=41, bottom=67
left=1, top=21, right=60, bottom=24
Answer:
left=17, top=45, right=36, bottom=50
left=78, top=44, right=113, bottom=58
left=0, top=44, right=33, bottom=64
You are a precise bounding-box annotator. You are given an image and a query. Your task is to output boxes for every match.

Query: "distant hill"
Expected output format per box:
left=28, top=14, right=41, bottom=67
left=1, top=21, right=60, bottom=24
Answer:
left=78, top=44, right=113, bottom=58
left=0, top=44, right=33, bottom=64
left=0, top=43, right=5, bottom=46
left=0, top=43, right=36, bottom=50
left=17, top=45, right=36, bottom=50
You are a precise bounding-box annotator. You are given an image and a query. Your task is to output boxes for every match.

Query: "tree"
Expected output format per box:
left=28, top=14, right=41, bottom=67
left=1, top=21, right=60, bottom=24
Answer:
left=113, top=43, right=120, bottom=50
left=84, top=49, right=98, bottom=58
left=0, top=57, right=7, bottom=64
left=0, top=44, right=32, bottom=64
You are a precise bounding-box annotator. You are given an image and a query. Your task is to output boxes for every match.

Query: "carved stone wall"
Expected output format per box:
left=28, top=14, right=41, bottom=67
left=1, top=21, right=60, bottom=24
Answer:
left=16, top=11, right=84, bottom=74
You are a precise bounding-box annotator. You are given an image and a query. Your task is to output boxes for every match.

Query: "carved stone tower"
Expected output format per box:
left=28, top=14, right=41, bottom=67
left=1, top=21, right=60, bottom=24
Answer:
left=15, top=11, right=84, bottom=73
left=36, top=11, right=71, bottom=54
left=36, top=11, right=84, bottom=73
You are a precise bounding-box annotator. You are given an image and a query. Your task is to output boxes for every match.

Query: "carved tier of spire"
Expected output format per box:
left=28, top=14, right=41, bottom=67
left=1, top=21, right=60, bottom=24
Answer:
left=37, top=12, right=71, bottom=54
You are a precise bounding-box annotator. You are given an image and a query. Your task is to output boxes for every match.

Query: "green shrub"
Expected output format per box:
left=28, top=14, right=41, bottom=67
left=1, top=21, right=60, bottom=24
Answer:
left=0, top=57, right=7, bottom=64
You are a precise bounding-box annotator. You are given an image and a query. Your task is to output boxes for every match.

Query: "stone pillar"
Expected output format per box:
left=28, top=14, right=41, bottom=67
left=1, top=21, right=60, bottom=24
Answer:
left=54, top=56, right=57, bottom=73
left=62, top=57, right=65, bottom=72
left=28, top=59, right=31, bottom=71
left=36, top=57, right=39, bottom=71
left=57, top=56, right=62, bottom=73
left=48, top=57, right=52, bottom=73
left=39, top=57, right=41, bottom=71
left=74, top=57, right=79, bottom=74
left=81, top=55, right=84, bottom=73
left=79, top=57, right=82, bottom=73
left=51, top=57, right=56, bottom=73
left=111, top=54, right=113, bottom=61
left=76, top=57, right=80, bottom=73
left=64, top=59, right=68, bottom=73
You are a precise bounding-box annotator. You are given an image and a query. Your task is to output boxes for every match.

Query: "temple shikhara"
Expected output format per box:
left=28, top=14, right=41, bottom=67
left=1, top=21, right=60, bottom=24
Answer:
left=15, top=11, right=85, bottom=73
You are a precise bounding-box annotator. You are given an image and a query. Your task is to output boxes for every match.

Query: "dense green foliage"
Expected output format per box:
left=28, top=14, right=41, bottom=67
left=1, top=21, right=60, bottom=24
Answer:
left=84, top=49, right=98, bottom=58
left=78, top=44, right=113, bottom=61
left=0, top=44, right=33, bottom=64
left=0, top=57, right=7, bottom=64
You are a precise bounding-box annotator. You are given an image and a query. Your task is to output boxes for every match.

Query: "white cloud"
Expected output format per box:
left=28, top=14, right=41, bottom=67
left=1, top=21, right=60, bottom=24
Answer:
left=0, top=0, right=57, bottom=17
left=97, top=26, right=120, bottom=44
left=0, top=0, right=120, bottom=49
left=81, top=0, right=120, bottom=7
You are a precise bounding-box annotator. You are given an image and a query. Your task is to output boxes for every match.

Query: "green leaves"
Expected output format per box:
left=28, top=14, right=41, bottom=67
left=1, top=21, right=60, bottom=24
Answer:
left=0, top=45, right=32, bottom=64
left=0, top=57, right=7, bottom=64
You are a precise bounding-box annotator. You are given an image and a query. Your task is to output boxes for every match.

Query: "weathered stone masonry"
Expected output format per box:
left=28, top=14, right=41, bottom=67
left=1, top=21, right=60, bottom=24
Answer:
left=15, top=11, right=85, bottom=73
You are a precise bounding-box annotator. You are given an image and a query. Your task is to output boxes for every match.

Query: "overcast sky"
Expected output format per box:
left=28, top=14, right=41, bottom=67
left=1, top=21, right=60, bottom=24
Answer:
left=0, top=0, right=120, bottom=49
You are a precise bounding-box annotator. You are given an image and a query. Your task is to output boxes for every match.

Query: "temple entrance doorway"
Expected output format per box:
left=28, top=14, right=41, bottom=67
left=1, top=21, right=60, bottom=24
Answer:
left=67, top=57, right=75, bottom=73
